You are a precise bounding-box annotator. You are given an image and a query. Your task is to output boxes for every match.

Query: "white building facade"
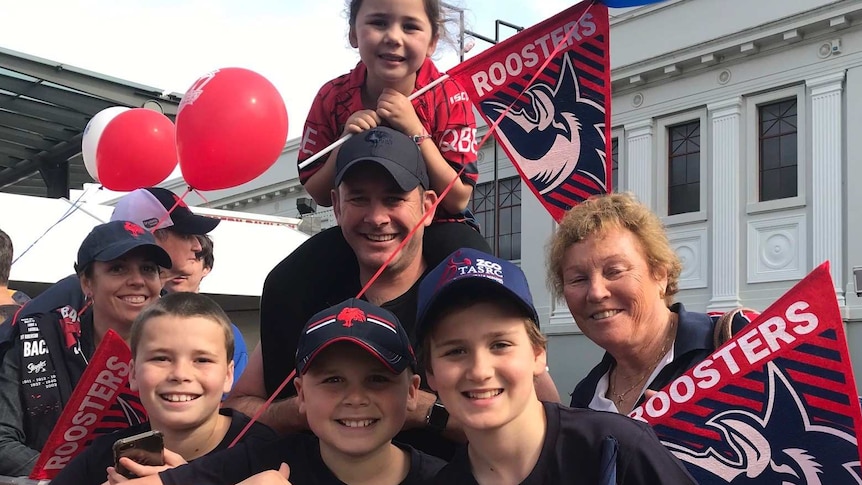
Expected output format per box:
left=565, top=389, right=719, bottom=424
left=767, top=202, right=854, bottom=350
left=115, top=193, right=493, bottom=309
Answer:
left=181, top=0, right=862, bottom=398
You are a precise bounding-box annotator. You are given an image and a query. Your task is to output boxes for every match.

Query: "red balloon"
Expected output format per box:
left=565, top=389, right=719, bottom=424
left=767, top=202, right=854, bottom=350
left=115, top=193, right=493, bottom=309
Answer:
left=176, top=68, right=289, bottom=191
left=96, top=109, right=178, bottom=191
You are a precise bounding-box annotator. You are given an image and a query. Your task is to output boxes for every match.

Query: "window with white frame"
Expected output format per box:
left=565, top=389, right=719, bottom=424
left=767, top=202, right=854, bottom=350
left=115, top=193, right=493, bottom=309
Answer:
left=611, top=137, right=619, bottom=192
left=745, top=85, right=805, bottom=213
left=758, top=98, right=798, bottom=201
left=469, top=176, right=521, bottom=260
left=667, top=120, right=701, bottom=215
left=610, top=127, right=624, bottom=192
left=656, top=110, right=707, bottom=223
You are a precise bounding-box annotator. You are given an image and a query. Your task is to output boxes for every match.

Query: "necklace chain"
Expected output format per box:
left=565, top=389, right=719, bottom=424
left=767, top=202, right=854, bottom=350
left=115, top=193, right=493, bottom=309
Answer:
left=610, top=314, right=678, bottom=407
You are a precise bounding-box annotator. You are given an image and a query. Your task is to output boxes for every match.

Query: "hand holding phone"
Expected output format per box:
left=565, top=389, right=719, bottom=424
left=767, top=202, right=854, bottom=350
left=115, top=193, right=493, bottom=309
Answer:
left=113, top=430, right=165, bottom=479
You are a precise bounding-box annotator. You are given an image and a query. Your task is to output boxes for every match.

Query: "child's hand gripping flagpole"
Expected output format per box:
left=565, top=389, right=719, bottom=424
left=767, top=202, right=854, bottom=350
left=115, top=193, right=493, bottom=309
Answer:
left=296, top=75, right=450, bottom=171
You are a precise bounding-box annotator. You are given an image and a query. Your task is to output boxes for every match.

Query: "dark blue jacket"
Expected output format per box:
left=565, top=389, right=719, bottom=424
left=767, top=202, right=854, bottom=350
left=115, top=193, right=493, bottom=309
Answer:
left=570, top=303, right=751, bottom=409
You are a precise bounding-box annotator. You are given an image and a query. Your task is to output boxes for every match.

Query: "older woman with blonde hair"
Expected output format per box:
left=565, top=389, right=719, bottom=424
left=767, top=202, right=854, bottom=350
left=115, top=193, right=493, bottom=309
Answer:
left=548, top=192, right=755, bottom=414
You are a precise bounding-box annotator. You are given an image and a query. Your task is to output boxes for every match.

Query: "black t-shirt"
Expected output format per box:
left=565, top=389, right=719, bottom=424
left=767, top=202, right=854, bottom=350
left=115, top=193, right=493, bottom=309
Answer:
left=260, top=227, right=358, bottom=400
left=52, top=409, right=277, bottom=485
left=159, top=435, right=445, bottom=485
left=432, top=402, right=696, bottom=485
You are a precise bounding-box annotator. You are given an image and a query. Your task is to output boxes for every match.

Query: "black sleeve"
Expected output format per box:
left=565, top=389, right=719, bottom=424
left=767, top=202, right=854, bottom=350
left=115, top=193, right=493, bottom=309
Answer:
left=159, top=438, right=299, bottom=485
left=407, top=450, right=448, bottom=483
left=421, top=222, right=490, bottom=269
left=159, top=444, right=260, bottom=485
left=52, top=427, right=143, bottom=485
left=50, top=444, right=103, bottom=485
left=0, top=343, right=39, bottom=476
left=617, top=425, right=697, bottom=485
left=260, top=227, right=358, bottom=398
left=427, top=455, right=475, bottom=485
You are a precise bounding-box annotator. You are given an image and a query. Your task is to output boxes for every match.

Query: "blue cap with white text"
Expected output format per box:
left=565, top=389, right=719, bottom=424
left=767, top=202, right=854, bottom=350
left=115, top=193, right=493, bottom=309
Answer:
left=415, top=248, right=539, bottom=344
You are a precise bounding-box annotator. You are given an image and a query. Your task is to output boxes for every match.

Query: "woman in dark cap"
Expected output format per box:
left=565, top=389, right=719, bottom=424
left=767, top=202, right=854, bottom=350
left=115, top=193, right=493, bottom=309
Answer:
left=0, top=220, right=171, bottom=476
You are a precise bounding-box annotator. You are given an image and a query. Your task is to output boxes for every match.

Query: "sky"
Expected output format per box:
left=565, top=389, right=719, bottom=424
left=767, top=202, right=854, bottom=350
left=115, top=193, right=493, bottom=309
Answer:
left=0, top=0, right=571, bottom=140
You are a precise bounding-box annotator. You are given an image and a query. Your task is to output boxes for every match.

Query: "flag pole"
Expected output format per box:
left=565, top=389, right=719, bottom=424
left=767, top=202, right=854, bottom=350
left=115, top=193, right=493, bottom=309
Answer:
left=296, top=75, right=450, bottom=171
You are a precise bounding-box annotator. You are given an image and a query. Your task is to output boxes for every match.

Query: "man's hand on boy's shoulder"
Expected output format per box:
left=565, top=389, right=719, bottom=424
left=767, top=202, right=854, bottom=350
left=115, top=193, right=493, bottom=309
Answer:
left=405, top=389, right=438, bottom=430
left=237, top=463, right=292, bottom=485
left=536, top=372, right=562, bottom=403
left=406, top=390, right=468, bottom=444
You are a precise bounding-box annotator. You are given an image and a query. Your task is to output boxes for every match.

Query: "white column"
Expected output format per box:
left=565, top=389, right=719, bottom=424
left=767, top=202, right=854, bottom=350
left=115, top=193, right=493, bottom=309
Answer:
left=624, top=120, right=654, bottom=206
left=807, top=71, right=846, bottom=306
left=708, top=97, right=743, bottom=311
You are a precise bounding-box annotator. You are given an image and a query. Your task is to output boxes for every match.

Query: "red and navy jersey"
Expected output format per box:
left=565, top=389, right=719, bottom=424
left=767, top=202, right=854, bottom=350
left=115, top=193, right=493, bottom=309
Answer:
left=298, top=58, right=479, bottom=198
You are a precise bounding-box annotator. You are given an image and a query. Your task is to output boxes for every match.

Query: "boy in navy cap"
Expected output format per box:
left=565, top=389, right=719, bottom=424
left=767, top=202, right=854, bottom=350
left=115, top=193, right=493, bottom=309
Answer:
left=415, top=248, right=697, bottom=485
left=123, top=298, right=445, bottom=485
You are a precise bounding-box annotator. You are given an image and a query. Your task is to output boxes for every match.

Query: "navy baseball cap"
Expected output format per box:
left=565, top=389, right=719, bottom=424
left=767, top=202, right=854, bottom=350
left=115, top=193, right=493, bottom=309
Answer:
left=416, top=248, right=540, bottom=344
left=112, top=187, right=220, bottom=235
left=334, top=127, right=429, bottom=191
left=295, top=298, right=416, bottom=375
left=75, top=221, right=172, bottom=273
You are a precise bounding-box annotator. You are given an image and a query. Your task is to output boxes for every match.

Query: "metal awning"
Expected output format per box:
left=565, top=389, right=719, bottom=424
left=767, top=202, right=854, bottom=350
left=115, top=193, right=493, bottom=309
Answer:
left=0, top=46, right=182, bottom=198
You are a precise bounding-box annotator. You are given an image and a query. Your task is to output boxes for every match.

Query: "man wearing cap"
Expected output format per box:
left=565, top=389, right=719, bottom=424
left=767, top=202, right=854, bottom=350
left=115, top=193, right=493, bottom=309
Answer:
left=227, top=127, right=560, bottom=460
left=0, top=221, right=171, bottom=476
left=112, top=187, right=219, bottom=291
left=0, top=229, right=23, bottom=323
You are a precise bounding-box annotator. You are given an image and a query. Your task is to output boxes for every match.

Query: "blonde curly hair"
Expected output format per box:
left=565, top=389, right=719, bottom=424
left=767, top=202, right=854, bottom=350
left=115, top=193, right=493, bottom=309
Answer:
left=546, top=192, right=682, bottom=306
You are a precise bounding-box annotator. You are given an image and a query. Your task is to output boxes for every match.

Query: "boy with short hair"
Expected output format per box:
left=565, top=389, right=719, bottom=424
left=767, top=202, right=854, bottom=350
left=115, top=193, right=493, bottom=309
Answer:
left=415, top=248, right=697, bottom=485
left=121, top=297, right=445, bottom=485
left=52, top=292, right=276, bottom=485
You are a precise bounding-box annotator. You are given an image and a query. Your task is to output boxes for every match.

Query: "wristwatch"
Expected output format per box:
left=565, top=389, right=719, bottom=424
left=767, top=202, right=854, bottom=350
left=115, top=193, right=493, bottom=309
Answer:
left=412, top=132, right=433, bottom=145
left=425, top=399, right=449, bottom=433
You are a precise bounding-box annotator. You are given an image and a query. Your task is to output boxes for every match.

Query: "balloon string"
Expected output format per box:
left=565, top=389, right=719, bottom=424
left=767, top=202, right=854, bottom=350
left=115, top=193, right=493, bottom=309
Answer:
left=152, top=186, right=193, bottom=230
left=12, top=184, right=103, bottom=266
left=354, top=163, right=465, bottom=300
left=190, top=187, right=211, bottom=207
left=228, top=368, right=297, bottom=448
left=228, top=9, right=593, bottom=445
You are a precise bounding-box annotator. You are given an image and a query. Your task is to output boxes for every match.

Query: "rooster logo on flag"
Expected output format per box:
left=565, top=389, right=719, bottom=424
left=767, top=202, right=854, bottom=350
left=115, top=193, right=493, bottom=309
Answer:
left=664, top=363, right=862, bottom=484
left=447, top=1, right=611, bottom=221
left=481, top=51, right=606, bottom=198
left=632, top=264, right=862, bottom=485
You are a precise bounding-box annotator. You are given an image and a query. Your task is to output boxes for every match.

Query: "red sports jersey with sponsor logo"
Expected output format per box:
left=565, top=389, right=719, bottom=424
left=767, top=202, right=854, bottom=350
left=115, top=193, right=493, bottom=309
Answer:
left=298, top=58, right=478, bottom=219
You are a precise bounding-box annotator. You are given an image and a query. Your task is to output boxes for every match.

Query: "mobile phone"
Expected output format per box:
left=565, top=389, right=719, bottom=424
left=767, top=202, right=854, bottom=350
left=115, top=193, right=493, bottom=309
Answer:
left=112, top=430, right=165, bottom=479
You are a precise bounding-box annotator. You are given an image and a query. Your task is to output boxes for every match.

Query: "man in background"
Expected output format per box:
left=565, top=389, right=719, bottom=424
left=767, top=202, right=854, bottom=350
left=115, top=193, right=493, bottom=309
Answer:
left=159, top=232, right=248, bottom=384
left=0, top=229, right=22, bottom=322
left=112, top=188, right=247, bottom=383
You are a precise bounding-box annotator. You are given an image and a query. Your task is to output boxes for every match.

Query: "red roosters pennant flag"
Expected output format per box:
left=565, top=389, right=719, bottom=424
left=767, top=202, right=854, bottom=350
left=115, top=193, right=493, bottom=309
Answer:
left=631, top=262, right=862, bottom=484
left=30, top=330, right=146, bottom=480
left=447, top=1, right=611, bottom=222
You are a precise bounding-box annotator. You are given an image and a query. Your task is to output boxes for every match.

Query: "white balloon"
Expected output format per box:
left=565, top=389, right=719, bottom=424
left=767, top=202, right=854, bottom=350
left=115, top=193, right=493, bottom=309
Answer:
left=82, top=106, right=130, bottom=182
